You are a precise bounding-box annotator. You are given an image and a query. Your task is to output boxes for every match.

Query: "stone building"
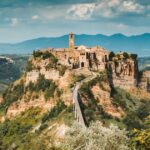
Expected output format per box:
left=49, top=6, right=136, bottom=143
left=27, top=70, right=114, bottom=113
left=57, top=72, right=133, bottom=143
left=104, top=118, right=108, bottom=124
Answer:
left=50, top=33, right=109, bottom=71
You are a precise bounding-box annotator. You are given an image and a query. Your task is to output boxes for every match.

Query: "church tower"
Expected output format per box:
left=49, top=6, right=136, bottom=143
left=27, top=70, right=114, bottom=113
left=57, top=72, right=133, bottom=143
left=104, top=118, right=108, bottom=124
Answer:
left=69, top=32, right=74, bottom=49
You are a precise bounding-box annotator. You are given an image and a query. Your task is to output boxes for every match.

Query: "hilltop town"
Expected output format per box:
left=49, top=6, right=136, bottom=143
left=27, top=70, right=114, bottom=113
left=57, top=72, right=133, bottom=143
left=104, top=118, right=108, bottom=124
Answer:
left=35, top=33, right=149, bottom=92
left=0, top=33, right=150, bottom=150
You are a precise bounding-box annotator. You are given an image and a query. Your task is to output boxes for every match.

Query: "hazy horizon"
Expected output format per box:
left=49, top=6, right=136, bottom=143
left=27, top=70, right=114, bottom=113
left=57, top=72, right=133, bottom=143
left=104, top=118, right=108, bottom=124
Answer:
left=1, top=32, right=150, bottom=44
left=0, top=0, right=150, bottom=43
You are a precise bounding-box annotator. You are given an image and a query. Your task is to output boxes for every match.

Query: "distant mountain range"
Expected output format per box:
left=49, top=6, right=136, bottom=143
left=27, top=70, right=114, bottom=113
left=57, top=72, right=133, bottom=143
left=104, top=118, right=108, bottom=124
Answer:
left=0, top=33, right=150, bottom=57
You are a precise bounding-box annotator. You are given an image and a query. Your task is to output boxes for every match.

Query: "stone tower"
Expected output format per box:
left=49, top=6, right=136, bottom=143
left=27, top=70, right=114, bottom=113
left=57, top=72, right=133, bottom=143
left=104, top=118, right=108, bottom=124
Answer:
left=69, top=32, right=74, bottom=49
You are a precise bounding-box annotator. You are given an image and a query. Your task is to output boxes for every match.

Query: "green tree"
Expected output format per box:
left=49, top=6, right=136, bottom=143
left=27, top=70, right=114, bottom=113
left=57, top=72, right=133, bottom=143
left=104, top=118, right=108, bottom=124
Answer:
left=109, top=51, right=115, bottom=61
left=123, top=52, right=129, bottom=59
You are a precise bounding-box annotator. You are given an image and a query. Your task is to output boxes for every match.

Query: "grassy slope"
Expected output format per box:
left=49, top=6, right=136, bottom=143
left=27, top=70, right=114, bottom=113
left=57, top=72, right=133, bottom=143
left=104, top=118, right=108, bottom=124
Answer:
left=0, top=105, right=74, bottom=150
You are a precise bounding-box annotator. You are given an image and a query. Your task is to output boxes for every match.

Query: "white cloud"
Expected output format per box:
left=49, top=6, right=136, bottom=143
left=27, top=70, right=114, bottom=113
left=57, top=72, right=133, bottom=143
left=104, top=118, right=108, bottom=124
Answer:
left=67, top=3, right=96, bottom=20
left=10, top=18, right=19, bottom=27
left=120, top=1, right=144, bottom=13
left=31, top=15, right=39, bottom=20
left=67, top=0, right=146, bottom=20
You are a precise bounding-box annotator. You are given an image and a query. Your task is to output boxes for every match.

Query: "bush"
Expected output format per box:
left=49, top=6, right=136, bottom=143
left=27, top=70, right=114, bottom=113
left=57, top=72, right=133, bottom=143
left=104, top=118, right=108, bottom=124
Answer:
left=41, top=101, right=66, bottom=123
left=26, top=60, right=34, bottom=72
left=136, top=103, right=150, bottom=120
left=123, top=52, right=129, bottom=59
left=130, top=54, right=137, bottom=60
left=36, top=74, right=51, bottom=92
left=44, top=82, right=57, bottom=99
left=33, top=50, right=43, bottom=58
left=123, top=112, right=142, bottom=130
left=0, top=107, right=44, bottom=150
left=2, top=80, right=24, bottom=108
left=25, top=74, right=58, bottom=100
left=129, top=116, right=150, bottom=150
left=109, top=51, right=115, bottom=61
left=62, top=121, right=129, bottom=150
left=74, top=74, right=86, bottom=82
left=38, top=123, right=48, bottom=132
left=33, top=51, right=58, bottom=69
left=112, top=88, right=128, bottom=110
left=58, top=65, right=67, bottom=76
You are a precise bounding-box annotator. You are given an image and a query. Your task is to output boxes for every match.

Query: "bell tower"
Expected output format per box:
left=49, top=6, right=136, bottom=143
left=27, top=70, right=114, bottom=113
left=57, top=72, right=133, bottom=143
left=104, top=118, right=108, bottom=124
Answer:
left=69, top=32, right=74, bottom=49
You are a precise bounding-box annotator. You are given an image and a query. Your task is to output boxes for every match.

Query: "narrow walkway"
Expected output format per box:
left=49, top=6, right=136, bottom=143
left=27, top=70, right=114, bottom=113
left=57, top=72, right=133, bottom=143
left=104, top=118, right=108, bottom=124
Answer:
left=72, top=72, right=97, bottom=127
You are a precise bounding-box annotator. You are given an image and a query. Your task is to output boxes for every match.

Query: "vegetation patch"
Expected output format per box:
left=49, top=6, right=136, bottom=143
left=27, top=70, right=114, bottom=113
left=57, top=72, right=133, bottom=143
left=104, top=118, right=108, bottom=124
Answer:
left=57, top=65, right=68, bottom=76
left=79, top=71, right=111, bottom=125
left=0, top=80, right=25, bottom=113
left=111, top=88, right=150, bottom=130
left=41, top=101, right=67, bottom=123
left=61, top=121, right=129, bottom=150
left=0, top=107, right=44, bottom=150
left=26, top=74, right=58, bottom=100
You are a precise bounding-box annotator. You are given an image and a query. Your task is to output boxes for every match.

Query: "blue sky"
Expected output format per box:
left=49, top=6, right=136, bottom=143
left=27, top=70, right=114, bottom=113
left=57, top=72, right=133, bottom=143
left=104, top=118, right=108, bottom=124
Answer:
left=0, top=0, right=150, bottom=43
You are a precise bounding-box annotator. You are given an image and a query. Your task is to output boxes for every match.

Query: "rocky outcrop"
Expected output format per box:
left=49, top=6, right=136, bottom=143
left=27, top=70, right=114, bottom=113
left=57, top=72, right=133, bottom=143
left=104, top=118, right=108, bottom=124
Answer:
left=107, top=53, right=138, bottom=90
left=138, top=70, right=150, bottom=92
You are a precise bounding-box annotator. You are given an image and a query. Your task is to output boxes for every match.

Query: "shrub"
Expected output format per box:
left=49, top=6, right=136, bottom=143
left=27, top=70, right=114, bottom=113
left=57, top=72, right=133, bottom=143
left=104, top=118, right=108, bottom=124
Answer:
left=74, top=74, right=86, bottom=82
left=26, top=60, right=34, bottom=72
left=62, top=121, right=129, bottom=150
left=33, top=50, right=43, bottom=58
left=129, top=116, right=150, bottom=150
left=112, top=88, right=128, bottom=110
left=130, top=54, right=137, bottom=60
left=136, top=103, right=150, bottom=120
left=26, top=74, right=58, bottom=99
left=0, top=107, right=43, bottom=150
left=58, top=65, right=67, bottom=76
left=2, top=80, right=24, bottom=108
left=33, top=51, right=58, bottom=69
left=123, top=112, right=142, bottom=130
left=109, top=51, right=115, bottom=61
left=36, top=74, right=51, bottom=92
left=123, top=52, right=129, bottom=59
left=44, top=82, right=57, bottom=99
left=41, top=101, right=66, bottom=123
left=38, top=123, right=48, bottom=132
left=0, top=107, right=41, bottom=138
left=27, top=81, right=35, bottom=92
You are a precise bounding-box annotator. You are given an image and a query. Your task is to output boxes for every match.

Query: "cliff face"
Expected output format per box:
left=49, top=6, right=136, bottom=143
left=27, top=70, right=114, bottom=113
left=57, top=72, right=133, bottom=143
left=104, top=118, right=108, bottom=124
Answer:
left=138, top=70, right=150, bottom=92
left=0, top=50, right=149, bottom=122
left=106, top=53, right=139, bottom=90
left=0, top=52, right=76, bottom=119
